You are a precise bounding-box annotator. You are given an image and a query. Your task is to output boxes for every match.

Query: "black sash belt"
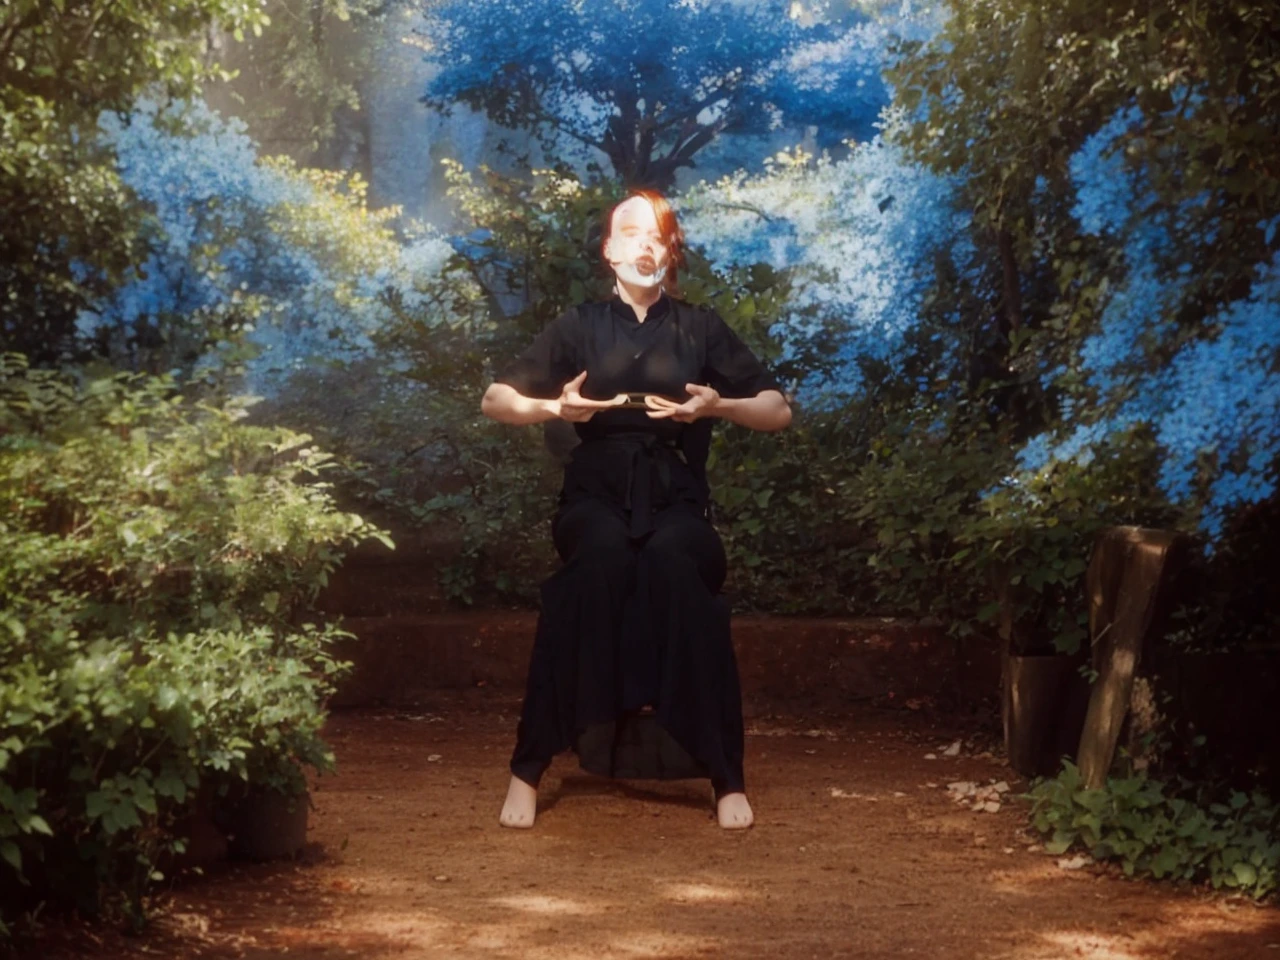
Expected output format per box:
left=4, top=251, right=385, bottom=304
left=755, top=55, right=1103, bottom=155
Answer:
left=581, top=433, right=687, bottom=539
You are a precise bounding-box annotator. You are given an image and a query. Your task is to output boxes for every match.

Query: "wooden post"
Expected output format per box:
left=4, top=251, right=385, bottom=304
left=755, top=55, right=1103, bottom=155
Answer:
left=1076, top=527, right=1190, bottom=788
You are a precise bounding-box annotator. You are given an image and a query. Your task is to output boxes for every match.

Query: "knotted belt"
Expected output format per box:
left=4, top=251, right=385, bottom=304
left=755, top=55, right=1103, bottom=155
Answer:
left=580, top=432, right=688, bottom=539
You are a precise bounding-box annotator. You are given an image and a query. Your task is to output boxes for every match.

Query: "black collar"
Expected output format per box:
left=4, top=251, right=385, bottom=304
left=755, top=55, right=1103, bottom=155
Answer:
left=609, top=289, right=671, bottom=323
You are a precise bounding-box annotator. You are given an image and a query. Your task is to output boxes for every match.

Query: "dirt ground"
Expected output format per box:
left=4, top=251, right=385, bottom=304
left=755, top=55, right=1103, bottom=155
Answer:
left=25, top=690, right=1280, bottom=960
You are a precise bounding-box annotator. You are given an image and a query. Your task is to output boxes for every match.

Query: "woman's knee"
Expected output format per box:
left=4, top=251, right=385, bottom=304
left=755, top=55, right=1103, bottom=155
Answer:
left=553, top=502, right=630, bottom=564
left=641, top=521, right=726, bottom=590
left=571, top=533, right=633, bottom=575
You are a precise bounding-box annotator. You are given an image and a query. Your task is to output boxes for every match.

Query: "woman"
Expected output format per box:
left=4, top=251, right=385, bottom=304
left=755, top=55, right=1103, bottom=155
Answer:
left=480, top=190, right=791, bottom=830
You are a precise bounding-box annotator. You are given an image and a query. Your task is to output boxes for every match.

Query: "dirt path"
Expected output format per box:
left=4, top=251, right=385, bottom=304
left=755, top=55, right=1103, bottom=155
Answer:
left=30, top=691, right=1280, bottom=959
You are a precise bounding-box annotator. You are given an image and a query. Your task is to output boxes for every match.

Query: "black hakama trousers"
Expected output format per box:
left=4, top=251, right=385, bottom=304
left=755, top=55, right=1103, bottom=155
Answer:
left=508, top=497, right=746, bottom=798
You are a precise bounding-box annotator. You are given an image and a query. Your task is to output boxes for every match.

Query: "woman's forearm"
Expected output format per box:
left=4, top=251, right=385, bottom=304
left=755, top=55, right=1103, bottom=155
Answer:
left=712, top=390, right=792, bottom=431
left=481, top=383, right=561, bottom=425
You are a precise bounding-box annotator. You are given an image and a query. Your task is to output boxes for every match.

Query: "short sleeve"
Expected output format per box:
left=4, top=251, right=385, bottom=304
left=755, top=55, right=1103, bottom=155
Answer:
left=494, top=309, right=580, bottom=399
left=701, top=309, right=781, bottom=399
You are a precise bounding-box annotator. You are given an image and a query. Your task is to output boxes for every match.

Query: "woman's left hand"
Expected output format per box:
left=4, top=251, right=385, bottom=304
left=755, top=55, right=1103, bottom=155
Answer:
left=645, top=383, right=721, bottom=422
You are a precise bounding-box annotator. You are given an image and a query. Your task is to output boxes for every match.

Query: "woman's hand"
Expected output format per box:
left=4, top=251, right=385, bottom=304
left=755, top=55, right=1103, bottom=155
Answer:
left=644, top=382, right=721, bottom=422
left=555, top=371, right=625, bottom=422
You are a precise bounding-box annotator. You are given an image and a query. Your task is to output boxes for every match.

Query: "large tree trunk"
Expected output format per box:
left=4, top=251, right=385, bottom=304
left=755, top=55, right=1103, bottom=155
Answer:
left=601, top=100, right=727, bottom=192
left=989, top=225, right=1045, bottom=439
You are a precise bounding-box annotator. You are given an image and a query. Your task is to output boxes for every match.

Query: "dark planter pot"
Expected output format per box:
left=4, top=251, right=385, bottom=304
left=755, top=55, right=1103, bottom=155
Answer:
left=224, top=785, right=311, bottom=862
left=162, top=783, right=230, bottom=874
left=162, top=777, right=311, bottom=873
left=1002, top=653, right=1090, bottom=778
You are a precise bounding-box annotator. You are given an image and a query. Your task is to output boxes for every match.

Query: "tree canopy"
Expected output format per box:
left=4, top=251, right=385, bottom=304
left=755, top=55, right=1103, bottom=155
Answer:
left=416, top=0, right=897, bottom=189
left=889, top=0, right=1280, bottom=537
left=0, top=0, right=270, bottom=361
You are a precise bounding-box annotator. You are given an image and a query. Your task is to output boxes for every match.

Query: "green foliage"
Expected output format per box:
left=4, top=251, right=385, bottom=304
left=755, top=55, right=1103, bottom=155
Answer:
left=710, top=410, right=865, bottom=612
left=710, top=392, right=1177, bottom=650
left=209, top=0, right=391, bottom=162
left=1026, top=760, right=1280, bottom=899
left=955, top=425, right=1180, bottom=654
left=0, top=353, right=388, bottom=934
left=437, top=159, right=623, bottom=336
left=1163, top=495, right=1280, bottom=653
left=259, top=162, right=576, bottom=606
left=889, top=0, right=1280, bottom=262
left=262, top=157, right=403, bottom=282
left=0, top=0, right=270, bottom=361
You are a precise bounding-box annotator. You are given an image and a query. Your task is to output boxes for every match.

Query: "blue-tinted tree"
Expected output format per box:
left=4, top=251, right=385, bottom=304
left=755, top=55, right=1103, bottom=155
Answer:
left=416, top=0, right=929, bottom=189
left=1018, top=104, right=1280, bottom=541
left=78, top=100, right=472, bottom=394
left=678, top=106, right=977, bottom=398
left=0, top=0, right=270, bottom=363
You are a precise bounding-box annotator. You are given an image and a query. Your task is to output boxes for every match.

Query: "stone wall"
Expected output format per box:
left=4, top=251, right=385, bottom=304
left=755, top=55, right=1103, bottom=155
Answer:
left=317, top=537, right=1003, bottom=718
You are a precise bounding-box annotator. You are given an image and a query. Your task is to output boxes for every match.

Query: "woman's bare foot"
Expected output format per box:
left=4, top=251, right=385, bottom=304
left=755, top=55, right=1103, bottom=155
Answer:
left=716, top=791, right=754, bottom=829
left=499, top=775, right=538, bottom=828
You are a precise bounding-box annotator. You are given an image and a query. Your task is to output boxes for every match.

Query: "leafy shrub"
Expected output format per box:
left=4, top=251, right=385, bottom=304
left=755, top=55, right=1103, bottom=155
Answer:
left=1026, top=760, right=1280, bottom=899
left=712, top=399, right=1178, bottom=650
left=0, top=354, right=389, bottom=936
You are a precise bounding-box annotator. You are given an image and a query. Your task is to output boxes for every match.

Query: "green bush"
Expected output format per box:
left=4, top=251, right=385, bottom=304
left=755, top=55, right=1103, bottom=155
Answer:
left=0, top=354, right=390, bottom=936
left=257, top=348, right=562, bottom=608
left=711, top=400, right=1177, bottom=649
left=951, top=425, right=1180, bottom=654
left=1026, top=760, right=1280, bottom=899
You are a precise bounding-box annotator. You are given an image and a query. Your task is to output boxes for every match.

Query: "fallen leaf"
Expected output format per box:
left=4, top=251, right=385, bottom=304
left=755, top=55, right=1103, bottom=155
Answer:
left=830, top=787, right=878, bottom=801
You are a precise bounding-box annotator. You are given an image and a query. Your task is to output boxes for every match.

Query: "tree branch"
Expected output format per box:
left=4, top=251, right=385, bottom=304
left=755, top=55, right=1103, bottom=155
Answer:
left=707, top=201, right=777, bottom=224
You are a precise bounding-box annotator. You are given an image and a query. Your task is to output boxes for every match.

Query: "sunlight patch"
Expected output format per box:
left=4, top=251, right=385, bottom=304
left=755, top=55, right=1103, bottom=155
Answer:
left=490, top=893, right=601, bottom=916
left=660, top=881, right=748, bottom=903
left=610, top=931, right=721, bottom=957
left=1032, top=932, right=1143, bottom=960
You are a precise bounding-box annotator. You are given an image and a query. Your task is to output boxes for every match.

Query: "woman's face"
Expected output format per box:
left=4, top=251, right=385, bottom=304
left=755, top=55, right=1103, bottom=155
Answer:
left=604, top=197, right=670, bottom=280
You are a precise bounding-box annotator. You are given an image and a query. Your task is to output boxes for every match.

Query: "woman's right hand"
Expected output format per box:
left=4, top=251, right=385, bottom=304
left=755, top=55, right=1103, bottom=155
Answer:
left=555, top=371, right=623, bottom=422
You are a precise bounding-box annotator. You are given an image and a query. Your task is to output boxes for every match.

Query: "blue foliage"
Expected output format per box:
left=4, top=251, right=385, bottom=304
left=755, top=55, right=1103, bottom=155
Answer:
left=679, top=107, right=975, bottom=398
left=82, top=102, right=301, bottom=336
left=419, top=0, right=920, bottom=169
left=1018, top=102, right=1280, bottom=539
left=78, top=100, right=457, bottom=394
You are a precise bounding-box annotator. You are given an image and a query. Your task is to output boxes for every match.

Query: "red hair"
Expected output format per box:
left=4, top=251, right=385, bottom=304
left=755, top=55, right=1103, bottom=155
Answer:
left=600, top=189, right=686, bottom=295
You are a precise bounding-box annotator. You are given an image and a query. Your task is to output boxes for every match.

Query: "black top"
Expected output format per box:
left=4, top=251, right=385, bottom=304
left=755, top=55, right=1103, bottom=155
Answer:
left=496, top=291, right=781, bottom=536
